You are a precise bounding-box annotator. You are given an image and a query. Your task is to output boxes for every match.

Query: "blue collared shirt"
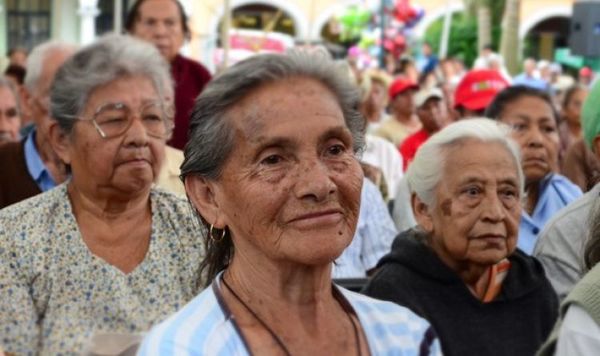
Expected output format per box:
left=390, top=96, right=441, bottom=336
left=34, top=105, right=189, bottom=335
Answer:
left=518, top=173, right=582, bottom=254
left=24, top=130, right=57, bottom=192
left=139, top=271, right=442, bottom=356
left=333, top=178, right=398, bottom=278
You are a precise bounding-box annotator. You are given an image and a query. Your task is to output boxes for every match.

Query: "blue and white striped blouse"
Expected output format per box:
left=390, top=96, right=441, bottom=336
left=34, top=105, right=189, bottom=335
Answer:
left=138, top=273, right=441, bottom=355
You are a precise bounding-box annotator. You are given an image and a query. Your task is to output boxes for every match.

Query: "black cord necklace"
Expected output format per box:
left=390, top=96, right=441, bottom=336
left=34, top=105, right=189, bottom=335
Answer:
left=221, top=275, right=363, bottom=356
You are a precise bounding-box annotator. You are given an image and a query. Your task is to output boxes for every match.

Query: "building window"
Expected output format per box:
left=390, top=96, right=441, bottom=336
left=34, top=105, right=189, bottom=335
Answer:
left=6, top=0, right=51, bottom=51
left=95, top=0, right=129, bottom=36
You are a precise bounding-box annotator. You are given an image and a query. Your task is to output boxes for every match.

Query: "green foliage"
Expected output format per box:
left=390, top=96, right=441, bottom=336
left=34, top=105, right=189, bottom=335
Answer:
left=424, top=11, right=502, bottom=67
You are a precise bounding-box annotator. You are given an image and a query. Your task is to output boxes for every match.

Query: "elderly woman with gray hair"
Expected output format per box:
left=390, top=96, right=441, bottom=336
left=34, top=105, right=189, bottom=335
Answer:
left=139, top=51, right=441, bottom=355
left=363, top=119, right=559, bottom=356
left=0, top=34, right=203, bottom=354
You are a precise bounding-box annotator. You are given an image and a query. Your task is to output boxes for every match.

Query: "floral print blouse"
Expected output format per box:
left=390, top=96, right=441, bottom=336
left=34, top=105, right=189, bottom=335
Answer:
left=0, top=183, right=205, bottom=355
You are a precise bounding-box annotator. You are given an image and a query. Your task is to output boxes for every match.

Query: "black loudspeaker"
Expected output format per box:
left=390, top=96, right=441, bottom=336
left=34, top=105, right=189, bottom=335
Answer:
left=570, top=1, right=600, bottom=57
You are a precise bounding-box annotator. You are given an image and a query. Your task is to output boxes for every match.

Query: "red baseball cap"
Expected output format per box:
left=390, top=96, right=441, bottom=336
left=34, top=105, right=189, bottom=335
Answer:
left=580, top=66, right=593, bottom=77
left=388, top=77, right=419, bottom=100
left=454, top=69, right=509, bottom=111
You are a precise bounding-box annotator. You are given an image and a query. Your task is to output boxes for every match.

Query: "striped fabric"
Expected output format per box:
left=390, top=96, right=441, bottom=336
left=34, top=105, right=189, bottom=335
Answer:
left=138, top=273, right=441, bottom=356
left=333, top=178, right=398, bottom=278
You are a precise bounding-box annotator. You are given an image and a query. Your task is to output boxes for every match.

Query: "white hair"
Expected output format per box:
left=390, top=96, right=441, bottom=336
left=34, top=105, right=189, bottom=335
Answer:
left=24, top=40, right=78, bottom=92
left=406, top=118, right=524, bottom=206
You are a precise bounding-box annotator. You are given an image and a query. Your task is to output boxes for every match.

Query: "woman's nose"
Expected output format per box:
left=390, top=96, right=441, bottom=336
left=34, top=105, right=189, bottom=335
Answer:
left=524, top=126, right=544, bottom=148
left=123, top=117, right=150, bottom=146
left=480, top=192, right=506, bottom=222
left=293, top=159, right=337, bottom=202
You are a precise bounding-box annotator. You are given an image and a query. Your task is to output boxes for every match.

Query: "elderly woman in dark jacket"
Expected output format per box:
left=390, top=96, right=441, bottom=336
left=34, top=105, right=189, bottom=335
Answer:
left=363, top=119, right=559, bottom=356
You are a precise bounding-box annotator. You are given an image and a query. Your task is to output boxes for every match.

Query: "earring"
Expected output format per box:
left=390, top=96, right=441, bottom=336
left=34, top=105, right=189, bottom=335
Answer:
left=209, top=224, right=226, bottom=242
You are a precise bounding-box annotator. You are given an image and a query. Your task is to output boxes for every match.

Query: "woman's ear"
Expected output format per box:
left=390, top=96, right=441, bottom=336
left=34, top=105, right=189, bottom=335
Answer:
left=185, top=176, right=226, bottom=228
left=412, top=193, right=434, bottom=233
left=48, top=122, right=71, bottom=165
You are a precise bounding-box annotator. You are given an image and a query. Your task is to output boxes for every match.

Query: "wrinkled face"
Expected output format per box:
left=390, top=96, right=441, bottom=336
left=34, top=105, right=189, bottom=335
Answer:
left=131, top=0, right=185, bottom=61
left=417, top=97, right=446, bottom=133
left=62, top=75, right=166, bottom=194
left=208, top=78, right=364, bottom=266
left=390, top=89, right=416, bottom=118
left=418, top=140, right=521, bottom=269
left=0, top=86, right=21, bottom=143
left=498, top=96, right=560, bottom=184
left=563, top=88, right=588, bottom=127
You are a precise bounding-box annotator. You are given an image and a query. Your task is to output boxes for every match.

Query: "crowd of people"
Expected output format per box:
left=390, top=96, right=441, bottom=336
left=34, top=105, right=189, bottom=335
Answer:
left=1, top=0, right=600, bottom=355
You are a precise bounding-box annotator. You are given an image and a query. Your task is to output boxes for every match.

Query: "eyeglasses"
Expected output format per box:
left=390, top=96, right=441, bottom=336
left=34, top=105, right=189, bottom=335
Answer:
left=72, top=101, right=174, bottom=139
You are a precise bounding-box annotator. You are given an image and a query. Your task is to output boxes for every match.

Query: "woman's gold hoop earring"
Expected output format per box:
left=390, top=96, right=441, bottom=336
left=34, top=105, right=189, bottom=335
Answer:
left=209, top=224, right=226, bottom=242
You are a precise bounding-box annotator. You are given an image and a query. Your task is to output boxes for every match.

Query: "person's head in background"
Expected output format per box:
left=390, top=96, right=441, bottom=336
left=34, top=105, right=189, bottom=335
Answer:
left=481, top=43, right=493, bottom=58
left=523, top=58, right=537, bottom=77
left=126, top=0, right=189, bottom=62
left=397, top=56, right=419, bottom=82
left=388, top=77, right=418, bottom=122
left=454, top=69, right=509, bottom=119
left=0, top=77, right=21, bottom=143
left=562, top=85, right=588, bottom=132
left=485, top=86, right=560, bottom=196
left=23, top=41, right=77, bottom=144
left=359, top=69, right=391, bottom=125
left=538, top=60, right=551, bottom=82
left=414, top=87, right=447, bottom=133
left=4, top=64, right=26, bottom=87
left=579, top=67, right=594, bottom=87
left=422, top=42, right=432, bottom=57
left=7, top=47, right=27, bottom=67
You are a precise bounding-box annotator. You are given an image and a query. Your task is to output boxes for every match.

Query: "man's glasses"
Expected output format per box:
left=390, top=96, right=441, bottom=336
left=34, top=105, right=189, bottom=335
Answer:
left=69, top=101, right=174, bottom=139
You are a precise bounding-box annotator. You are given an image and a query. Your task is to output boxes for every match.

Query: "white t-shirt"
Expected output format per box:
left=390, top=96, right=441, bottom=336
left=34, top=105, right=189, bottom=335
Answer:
left=556, top=304, right=600, bottom=356
left=361, top=134, right=404, bottom=197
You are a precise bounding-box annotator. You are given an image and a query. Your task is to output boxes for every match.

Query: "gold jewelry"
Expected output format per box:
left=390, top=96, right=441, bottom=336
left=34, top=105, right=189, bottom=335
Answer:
left=209, top=224, right=226, bottom=242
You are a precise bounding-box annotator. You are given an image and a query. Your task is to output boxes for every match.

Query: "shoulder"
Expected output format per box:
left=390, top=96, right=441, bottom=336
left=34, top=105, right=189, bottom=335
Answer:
left=139, top=285, right=236, bottom=355
left=151, top=188, right=192, bottom=216
left=536, top=185, right=597, bottom=246
left=0, top=184, right=67, bottom=224
left=556, top=304, right=600, bottom=356
left=0, top=141, right=25, bottom=171
left=365, top=134, right=397, bottom=152
left=341, top=288, right=439, bottom=355
left=547, top=174, right=583, bottom=200
left=544, top=185, right=596, bottom=228
left=150, top=187, right=202, bottom=239
left=344, top=288, right=423, bottom=322
left=0, top=140, right=23, bottom=156
left=176, top=55, right=211, bottom=79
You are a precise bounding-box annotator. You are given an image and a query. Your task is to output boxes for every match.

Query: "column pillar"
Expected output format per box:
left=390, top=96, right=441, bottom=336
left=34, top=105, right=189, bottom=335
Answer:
left=78, top=0, right=100, bottom=45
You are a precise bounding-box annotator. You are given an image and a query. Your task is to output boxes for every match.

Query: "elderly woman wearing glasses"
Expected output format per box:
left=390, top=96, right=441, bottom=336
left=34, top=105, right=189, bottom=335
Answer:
left=0, top=35, right=204, bottom=355
left=138, top=51, right=440, bottom=355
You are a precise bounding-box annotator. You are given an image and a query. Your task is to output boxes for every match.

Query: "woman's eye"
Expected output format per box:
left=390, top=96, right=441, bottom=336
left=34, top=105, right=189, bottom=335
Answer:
left=260, top=155, right=283, bottom=165
left=463, top=187, right=480, bottom=197
left=327, top=144, right=346, bottom=156
left=501, top=188, right=518, bottom=199
left=542, top=125, right=556, bottom=133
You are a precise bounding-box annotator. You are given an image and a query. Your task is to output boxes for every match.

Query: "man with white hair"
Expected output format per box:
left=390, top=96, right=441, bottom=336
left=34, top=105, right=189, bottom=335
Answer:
left=513, top=58, right=549, bottom=91
left=0, top=41, right=76, bottom=208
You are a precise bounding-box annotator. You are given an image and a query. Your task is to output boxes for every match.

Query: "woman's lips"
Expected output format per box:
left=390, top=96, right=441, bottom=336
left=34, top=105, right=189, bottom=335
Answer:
left=522, top=156, right=547, bottom=166
left=288, top=210, right=343, bottom=228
